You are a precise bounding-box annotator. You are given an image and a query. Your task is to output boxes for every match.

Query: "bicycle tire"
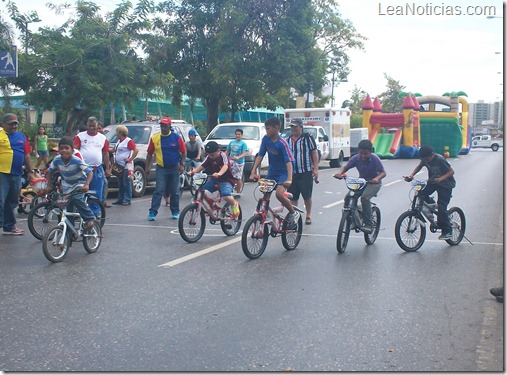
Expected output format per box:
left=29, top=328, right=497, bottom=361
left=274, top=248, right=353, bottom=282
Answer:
left=445, top=207, right=466, bottom=246
left=336, top=211, right=351, bottom=253
left=83, top=222, right=102, bottom=253
left=178, top=203, right=206, bottom=243
left=19, top=191, right=37, bottom=215
left=281, top=212, right=303, bottom=250
left=28, top=201, right=61, bottom=240
left=220, top=203, right=242, bottom=236
left=241, top=215, right=268, bottom=259
left=395, top=211, right=426, bottom=252
left=364, top=206, right=381, bottom=245
left=42, top=225, right=69, bottom=262
left=87, top=197, right=106, bottom=228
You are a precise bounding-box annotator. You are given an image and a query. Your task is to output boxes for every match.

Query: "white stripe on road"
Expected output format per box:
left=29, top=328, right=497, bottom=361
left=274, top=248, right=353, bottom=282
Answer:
left=323, top=199, right=345, bottom=209
left=383, top=179, right=402, bottom=187
left=158, top=236, right=242, bottom=268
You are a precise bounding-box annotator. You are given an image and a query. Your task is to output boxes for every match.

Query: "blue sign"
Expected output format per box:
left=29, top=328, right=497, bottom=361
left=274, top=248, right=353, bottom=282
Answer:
left=0, top=47, right=18, bottom=78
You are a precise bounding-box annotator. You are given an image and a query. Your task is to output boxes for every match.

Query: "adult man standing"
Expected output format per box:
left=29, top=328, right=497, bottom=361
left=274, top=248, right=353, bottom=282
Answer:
left=0, top=113, right=33, bottom=235
left=286, top=118, right=319, bottom=225
left=74, top=116, right=111, bottom=217
left=146, top=117, right=187, bottom=221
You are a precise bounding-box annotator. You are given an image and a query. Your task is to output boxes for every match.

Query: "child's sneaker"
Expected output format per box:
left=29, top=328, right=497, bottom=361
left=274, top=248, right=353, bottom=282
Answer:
left=3, top=227, right=25, bottom=235
left=286, top=212, right=299, bottom=230
left=438, top=231, right=452, bottom=240
left=231, top=202, right=240, bottom=219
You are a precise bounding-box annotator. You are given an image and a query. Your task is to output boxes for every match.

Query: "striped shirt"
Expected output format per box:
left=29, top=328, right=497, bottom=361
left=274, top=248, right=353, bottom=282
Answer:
left=48, top=155, right=93, bottom=193
left=287, top=133, right=317, bottom=174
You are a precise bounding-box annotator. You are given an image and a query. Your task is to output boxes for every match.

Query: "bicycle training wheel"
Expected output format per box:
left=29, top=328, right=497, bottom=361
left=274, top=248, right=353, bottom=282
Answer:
left=83, top=221, right=102, bottom=253
left=87, top=197, right=106, bottom=228
left=28, top=201, right=61, bottom=240
left=281, top=212, right=303, bottom=250
left=364, top=206, right=381, bottom=245
left=395, top=211, right=426, bottom=252
left=178, top=204, right=206, bottom=243
left=42, top=225, right=69, bottom=262
left=241, top=215, right=268, bottom=259
left=220, top=203, right=242, bottom=236
left=336, top=211, right=351, bottom=253
left=445, top=207, right=466, bottom=246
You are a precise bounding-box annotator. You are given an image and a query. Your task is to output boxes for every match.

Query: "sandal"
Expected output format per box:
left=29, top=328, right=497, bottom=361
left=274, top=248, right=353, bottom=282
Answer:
left=305, top=218, right=312, bottom=225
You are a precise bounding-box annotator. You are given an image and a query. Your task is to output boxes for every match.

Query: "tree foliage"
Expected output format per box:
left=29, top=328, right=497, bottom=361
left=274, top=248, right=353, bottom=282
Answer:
left=377, top=73, right=406, bottom=113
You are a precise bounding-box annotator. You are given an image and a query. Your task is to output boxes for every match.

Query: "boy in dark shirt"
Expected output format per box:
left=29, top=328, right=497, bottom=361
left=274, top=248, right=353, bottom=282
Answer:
left=406, top=144, right=456, bottom=240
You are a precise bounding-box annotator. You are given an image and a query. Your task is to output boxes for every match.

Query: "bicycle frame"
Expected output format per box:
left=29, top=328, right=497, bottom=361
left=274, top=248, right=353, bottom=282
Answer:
left=255, top=191, right=288, bottom=235
left=341, top=177, right=369, bottom=231
left=407, top=179, right=438, bottom=228
left=190, top=174, right=229, bottom=222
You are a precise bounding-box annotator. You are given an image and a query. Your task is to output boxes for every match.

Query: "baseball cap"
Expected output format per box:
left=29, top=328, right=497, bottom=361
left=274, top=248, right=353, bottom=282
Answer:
left=3, top=113, right=19, bottom=125
left=290, top=118, right=303, bottom=127
left=205, top=141, right=219, bottom=153
left=159, top=117, right=172, bottom=125
left=188, top=129, right=198, bottom=136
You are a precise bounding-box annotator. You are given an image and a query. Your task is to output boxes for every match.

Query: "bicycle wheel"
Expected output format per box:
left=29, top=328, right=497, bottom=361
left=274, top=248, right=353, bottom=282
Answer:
left=395, top=211, right=426, bottom=252
left=241, top=215, right=269, bottom=259
left=281, top=212, right=303, bottom=250
left=364, top=206, right=381, bottom=245
left=87, top=197, right=106, bottom=228
left=42, top=225, right=69, bottom=262
left=446, top=207, right=466, bottom=246
left=220, top=203, right=242, bottom=236
left=336, top=211, right=351, bottom=253
left=19, top=191, right=37, bottom=214
left=28, top=201, right=61, bottom=240
left=83, top=222, right=102, bottom=253
left=178, top=203, right=206, bottom=243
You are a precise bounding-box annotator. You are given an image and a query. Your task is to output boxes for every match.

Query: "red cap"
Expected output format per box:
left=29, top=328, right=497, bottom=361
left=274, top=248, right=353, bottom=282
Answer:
left=159, top=117, right=172, bottom=125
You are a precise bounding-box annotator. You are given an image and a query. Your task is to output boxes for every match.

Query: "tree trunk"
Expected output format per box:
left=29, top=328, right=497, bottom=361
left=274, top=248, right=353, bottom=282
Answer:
left=206, top=96, right=220, bottom=135
left=110, top=103, right=115, bottom=125
left=144, top=97, right=149, bottom=120
left=99, top=108, right=105, bottom=124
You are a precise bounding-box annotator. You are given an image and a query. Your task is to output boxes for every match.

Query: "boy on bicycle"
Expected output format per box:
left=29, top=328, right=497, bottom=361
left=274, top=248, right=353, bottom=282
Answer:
left=405, top=144, right=455, bottom=240
left=333, top=139, right=386, bottom=233
left=249, top=116, right=298, bottom=230
left=190, top=141, right=240, bottom=218
left=226, top=128, right=249, bottom=193
left=45, top=136, right=96, bottom=230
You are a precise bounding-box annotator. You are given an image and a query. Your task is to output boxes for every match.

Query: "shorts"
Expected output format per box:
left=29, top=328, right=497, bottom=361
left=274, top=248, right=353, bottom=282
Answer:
left=231, top=161, right=244, bottom=180
left=37, top=150, right=49, bottom=157
left=266, top=171, right=288, bottom=185
left=202, top=179, right=234, bottom=197
left=287, top=172, right=313, bottom=200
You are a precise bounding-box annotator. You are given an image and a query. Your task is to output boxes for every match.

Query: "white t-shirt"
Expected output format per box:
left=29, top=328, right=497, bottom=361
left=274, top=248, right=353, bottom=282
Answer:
left=74, top=131, right=108, bottom=167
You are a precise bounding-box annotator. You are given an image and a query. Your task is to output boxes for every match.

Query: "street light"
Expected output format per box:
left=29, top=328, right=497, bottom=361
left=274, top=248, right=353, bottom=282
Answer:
left=24, top=17, right=41, bottom=54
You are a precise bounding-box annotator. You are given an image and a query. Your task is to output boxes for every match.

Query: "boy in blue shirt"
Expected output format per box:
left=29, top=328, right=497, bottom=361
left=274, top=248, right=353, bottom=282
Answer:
left=226, top=128, right=249, bottom=193
left=46, top=137, right=96, bottom=230
left=249, top=117, right=298, bottom=229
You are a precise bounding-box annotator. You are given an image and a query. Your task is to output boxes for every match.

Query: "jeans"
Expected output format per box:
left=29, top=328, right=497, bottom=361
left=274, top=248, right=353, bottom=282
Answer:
left=150, top=165, right=180, bottom=216
left=102, top=176, right=108, bottom=201
left=118, top=169, right=132, bottom=204
left=202, top=179, right=234, bottom=197
left=0, top=173, right=21, bottom=231
left=360, top=183, right=382, bottom=228
left=89, top=166, right=105, bottom=217
left=68, top=193, right=96, bottom=223
left=186, top=158, right=201, bottom=169
left=420, top=183, right=452, bottom=233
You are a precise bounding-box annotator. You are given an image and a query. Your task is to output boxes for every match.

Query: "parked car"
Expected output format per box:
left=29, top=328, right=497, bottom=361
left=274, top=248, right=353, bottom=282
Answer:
left=203, top=122, right=269, bottom=179
left=471, top=135, right=503, bottom=151
left=104, top=120, right=203, bottom=197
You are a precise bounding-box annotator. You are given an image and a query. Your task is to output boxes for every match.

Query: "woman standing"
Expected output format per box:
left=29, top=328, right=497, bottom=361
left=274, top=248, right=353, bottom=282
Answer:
left=112, top=125, right=139, bottom=206
left=34, top=126, right=49, bottom=169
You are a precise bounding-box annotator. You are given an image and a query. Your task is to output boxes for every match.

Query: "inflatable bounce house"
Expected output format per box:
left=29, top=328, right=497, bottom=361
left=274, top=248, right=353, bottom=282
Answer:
left=360, top=92, right=470, bottom=158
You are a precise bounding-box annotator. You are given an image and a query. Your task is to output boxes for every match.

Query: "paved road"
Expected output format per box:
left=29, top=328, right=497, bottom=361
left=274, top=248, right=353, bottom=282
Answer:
left=0, top=149, right=503, bottom=371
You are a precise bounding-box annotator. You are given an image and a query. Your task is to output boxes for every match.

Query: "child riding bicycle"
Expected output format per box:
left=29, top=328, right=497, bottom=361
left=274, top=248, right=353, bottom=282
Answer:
left=249, top=116, right=298, bottom=229
left=45, top=136, right=96, bottom=230
left=190, top=141, right=240, bottom=218
left=333, top=139, right=386, bottom=234
left=405, top=144, right=455, bottom=240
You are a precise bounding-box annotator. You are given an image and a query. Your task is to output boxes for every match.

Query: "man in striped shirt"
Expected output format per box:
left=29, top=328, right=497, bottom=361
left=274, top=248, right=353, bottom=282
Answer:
left=286, top=118, right=319, bottom=225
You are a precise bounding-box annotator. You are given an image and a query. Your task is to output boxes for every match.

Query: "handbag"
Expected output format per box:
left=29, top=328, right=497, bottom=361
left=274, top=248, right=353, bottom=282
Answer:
left=111, top=162, right=124, bottom=177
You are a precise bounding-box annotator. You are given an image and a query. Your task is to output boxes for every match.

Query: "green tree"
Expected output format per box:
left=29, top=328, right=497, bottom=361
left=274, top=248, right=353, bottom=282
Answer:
left=377, top=73, right=405, bottom=113
left=346, top=85, right=368, bottom=114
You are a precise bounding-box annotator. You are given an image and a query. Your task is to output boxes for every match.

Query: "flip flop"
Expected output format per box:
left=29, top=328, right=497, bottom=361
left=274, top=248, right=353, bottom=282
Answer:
left=305, top=218, right=312, bottom=225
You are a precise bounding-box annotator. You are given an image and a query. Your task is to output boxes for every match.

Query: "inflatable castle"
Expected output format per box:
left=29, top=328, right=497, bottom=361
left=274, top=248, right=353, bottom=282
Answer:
left=361, top=92, right=470, bottom=158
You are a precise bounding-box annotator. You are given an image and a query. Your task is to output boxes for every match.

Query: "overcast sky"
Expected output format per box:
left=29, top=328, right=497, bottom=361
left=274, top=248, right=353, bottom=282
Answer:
left=4, top=0, right=505, bottom=105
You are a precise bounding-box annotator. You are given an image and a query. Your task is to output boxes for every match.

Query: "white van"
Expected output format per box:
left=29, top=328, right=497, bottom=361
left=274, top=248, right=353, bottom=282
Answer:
left=203, top=122, right=269, bottom=178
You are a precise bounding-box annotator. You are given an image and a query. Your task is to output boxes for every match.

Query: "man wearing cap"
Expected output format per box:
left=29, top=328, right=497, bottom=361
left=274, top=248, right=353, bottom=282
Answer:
left=184, top=129, right=202, bottom=169
left=145, top=117, right=187, bottom=220
left=0, top=113, right=33, bottom=235
left=74, top=116, right=111, bottom=217
left=286, top=118, right=319, bottom=225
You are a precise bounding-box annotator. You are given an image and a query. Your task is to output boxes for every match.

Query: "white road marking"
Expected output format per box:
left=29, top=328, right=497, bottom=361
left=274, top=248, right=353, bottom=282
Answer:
left=323, top=199, right=344, bottom=209
left=158, top=236, right=242, bottom=267
left=383, top=179, right=402, bottom=187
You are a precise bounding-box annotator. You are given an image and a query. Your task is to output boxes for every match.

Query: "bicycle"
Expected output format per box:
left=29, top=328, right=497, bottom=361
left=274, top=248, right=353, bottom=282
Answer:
left=28, top=188, right=106, bottom=240
left=178, top=172, right=242, bottom=243
left=394, top=178, right=466, bottom=252
left=241, top=179, right=304, bottom=259
left=42, top=190, right=103, bottom=262
left=17, top=174, right=48, bottom=215
left=179, top=159, right=198, bottom=196
left=335, top=175, right=381, bottom=253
